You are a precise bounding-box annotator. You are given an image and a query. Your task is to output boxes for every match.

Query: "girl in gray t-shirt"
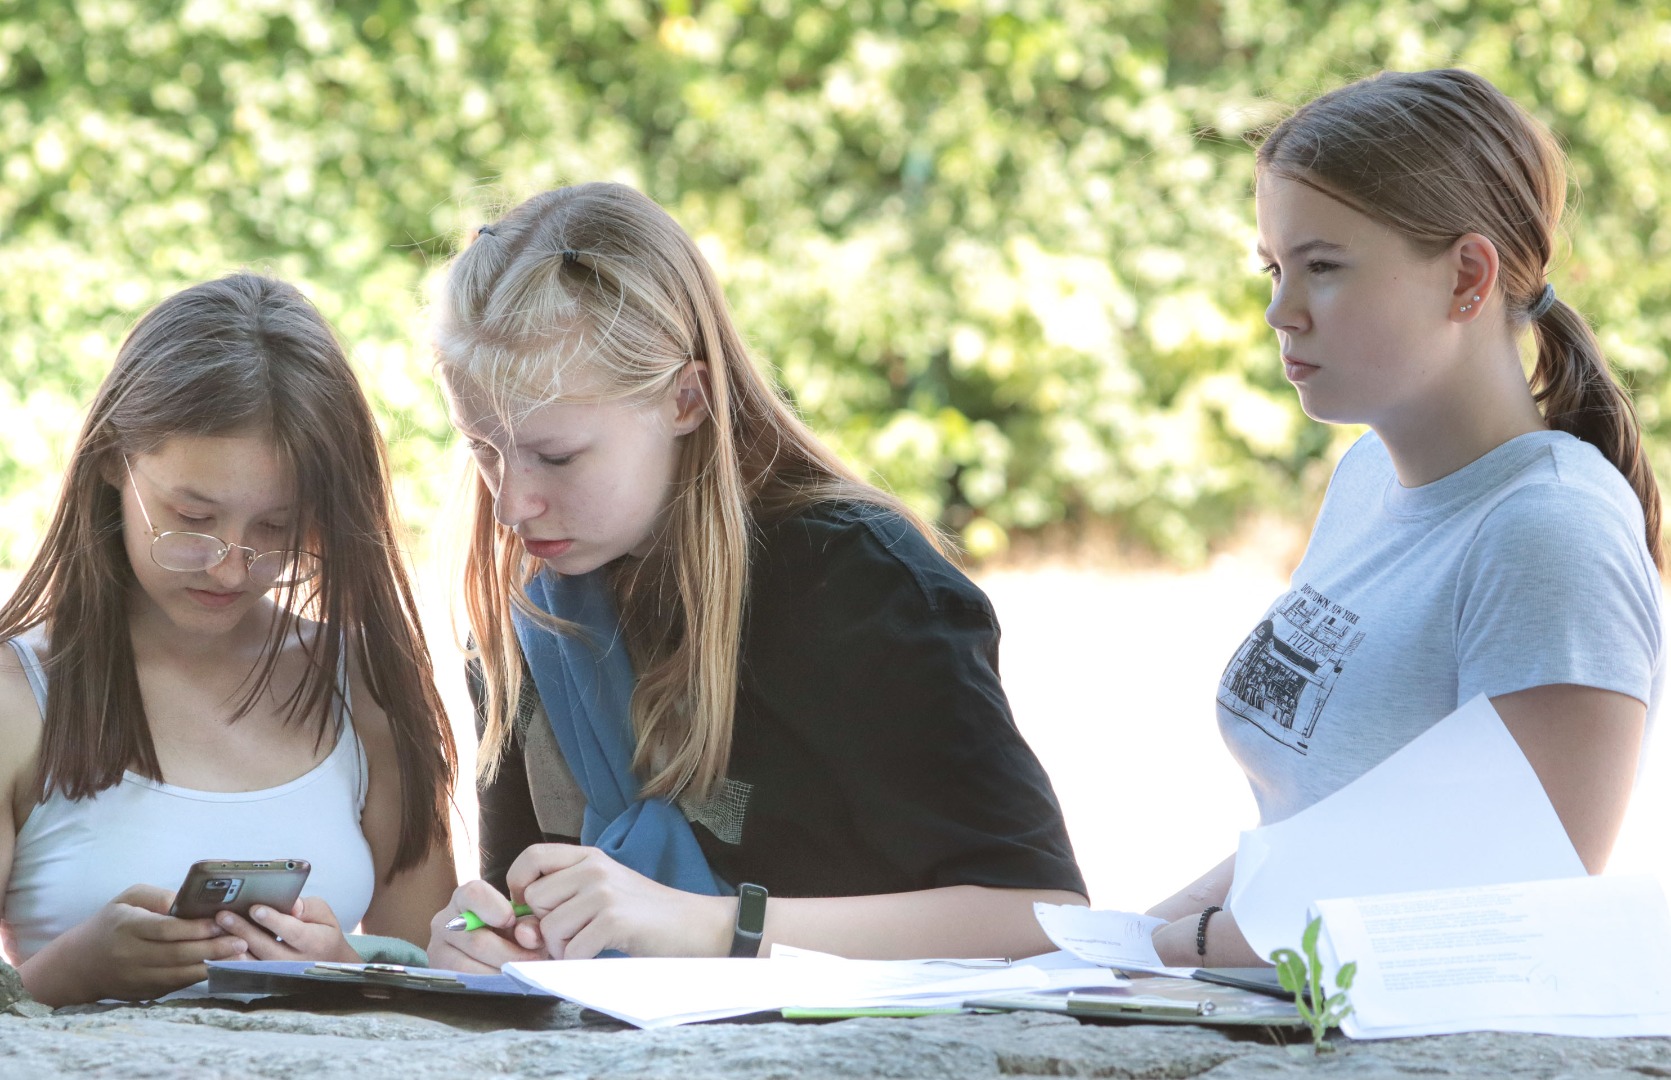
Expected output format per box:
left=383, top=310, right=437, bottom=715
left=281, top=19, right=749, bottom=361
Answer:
left=1148, top=69, right=1664, bottom=967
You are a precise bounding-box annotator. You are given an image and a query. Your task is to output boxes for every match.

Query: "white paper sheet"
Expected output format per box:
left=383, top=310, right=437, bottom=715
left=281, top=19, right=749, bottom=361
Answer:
left=1032, top=903, right=1197, bottom=976
left=1312, top=875, right=1671, bottom=1038
left=1228, top=693, right=1585, bottom=958
left=501, top=950, right=1120, bottom=1028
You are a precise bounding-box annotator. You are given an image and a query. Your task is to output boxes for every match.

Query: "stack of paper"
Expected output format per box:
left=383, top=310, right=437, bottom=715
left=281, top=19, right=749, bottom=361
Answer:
left=1228, top=694, right=1587, bottom=959
left=1311, top=875, right=1671, bottom=1038
left=502, top=948, right=1120, bottom=1028
left=1031, top=903, right=1197, bottom=976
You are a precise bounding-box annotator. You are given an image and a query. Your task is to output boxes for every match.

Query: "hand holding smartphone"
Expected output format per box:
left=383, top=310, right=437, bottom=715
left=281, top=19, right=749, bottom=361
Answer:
left=168, top=859, right=311, bottom=920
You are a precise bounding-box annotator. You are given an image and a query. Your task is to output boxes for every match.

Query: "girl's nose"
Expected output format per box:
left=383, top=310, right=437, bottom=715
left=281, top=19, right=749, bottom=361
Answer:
left=1266, top=282, right=1307, bottom=334
left=203, top=545, right=253, bottom=588
left=492, top=465, right=545, bottom=530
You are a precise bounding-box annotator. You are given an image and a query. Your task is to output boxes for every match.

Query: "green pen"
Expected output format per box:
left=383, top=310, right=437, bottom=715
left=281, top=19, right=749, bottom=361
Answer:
left=780, top=1006, right=971, bottom=1020
left=443, top=903, right=534, bottom=932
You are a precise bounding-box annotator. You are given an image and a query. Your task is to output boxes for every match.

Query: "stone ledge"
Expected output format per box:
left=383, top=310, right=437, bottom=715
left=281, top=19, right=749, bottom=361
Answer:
left=3, top=998, right=1670, bottom=1079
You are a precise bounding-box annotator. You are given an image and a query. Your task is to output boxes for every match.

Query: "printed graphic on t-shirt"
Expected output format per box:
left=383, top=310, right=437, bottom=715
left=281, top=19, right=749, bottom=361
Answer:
left=1219, top=584, right=1365, bottom=754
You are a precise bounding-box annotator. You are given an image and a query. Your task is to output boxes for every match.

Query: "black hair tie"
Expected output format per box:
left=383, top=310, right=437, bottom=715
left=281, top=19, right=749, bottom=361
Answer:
left=476, top=224, right=497, bottom=238
left=561, top=249, right=580, bottom=266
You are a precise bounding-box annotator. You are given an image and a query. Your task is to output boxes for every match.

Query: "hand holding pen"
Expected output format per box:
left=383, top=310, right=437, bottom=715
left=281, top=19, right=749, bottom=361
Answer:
left=427, top=882, right=546, bottom=974
left=444, top=903, right=533, bottom=932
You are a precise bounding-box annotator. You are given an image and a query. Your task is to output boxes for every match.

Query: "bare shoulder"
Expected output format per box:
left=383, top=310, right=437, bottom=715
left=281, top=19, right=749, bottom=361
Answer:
left=278, top=615, right=398, bottom=755
left=337, top=639, right=409, bottom=882
left=0, top=636, right=45, bottom=741
left=341, top=642, right=397, bottom=763
left=0, top=635, right=47, bottom=820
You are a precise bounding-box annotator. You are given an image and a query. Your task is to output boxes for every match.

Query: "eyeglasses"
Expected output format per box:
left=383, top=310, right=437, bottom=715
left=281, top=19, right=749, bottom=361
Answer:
left=123, top=457, right=322, bottom=589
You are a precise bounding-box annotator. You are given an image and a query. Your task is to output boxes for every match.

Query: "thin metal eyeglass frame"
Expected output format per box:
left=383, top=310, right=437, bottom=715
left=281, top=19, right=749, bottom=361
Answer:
left=121, top=456, right=321, bottom=588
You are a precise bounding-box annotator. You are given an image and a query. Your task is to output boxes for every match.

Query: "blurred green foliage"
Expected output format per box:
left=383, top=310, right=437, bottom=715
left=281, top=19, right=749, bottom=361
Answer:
left=2, top=0, right=1668, bottom=566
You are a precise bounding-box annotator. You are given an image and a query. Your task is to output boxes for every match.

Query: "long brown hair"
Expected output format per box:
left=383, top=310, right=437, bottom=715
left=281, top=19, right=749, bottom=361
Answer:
left=436, top=183, right=934, bottom=798
left=0, top=274, right=455, bottom=874
left=1257, top=68, right=1662, bottom=567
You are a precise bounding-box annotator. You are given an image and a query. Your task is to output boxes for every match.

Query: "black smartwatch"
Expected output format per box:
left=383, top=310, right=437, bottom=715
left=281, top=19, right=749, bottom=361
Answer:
left=728, top=882, right=768, bottom=957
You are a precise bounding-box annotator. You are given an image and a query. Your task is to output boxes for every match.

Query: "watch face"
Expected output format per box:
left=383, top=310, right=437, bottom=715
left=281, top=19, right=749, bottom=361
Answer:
left=737, top=883, right=768, bottom=933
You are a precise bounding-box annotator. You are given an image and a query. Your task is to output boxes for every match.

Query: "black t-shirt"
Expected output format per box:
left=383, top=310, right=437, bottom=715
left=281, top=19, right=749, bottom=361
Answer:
left=476, top=501, right=1086, bottom=900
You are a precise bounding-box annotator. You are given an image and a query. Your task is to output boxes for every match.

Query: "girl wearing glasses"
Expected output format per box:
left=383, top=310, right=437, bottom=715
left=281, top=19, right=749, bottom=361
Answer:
left=426, top=183, right=1084, bottom=971
left=0, top=275, right=457, bottom=1004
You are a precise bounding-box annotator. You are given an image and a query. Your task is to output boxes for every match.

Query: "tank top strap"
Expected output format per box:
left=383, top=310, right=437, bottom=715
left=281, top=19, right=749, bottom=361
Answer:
left=6, top=636, right=48, bottom=717
left=332, top=638, right=369, bottom=813
left=334, top=639, right=353, bottom=729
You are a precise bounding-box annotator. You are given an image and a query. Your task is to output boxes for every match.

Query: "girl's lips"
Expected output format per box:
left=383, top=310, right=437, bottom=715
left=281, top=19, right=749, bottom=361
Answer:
left=186, top=588, right=242, bottom=609
left=523, top=538, right=574, bottom=560
left=1283, top=355, right=1319, bottom=381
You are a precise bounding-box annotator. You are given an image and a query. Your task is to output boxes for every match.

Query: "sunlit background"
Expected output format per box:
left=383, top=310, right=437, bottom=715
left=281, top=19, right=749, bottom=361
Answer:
left=2, top=1, right=1668, bottom=917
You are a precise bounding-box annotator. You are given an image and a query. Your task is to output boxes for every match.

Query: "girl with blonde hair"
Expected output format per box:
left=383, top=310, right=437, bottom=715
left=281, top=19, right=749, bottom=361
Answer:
left=427, top=182, right=1084, bottom=967
left=1148, top=69, right=1663, bottom=964
left=0, top=274, right=457, bottom=1003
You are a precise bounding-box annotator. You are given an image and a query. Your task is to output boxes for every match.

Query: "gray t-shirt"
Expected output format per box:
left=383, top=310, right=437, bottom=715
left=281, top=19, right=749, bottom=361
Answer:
left=1218, top=430, right=1664, bottom=824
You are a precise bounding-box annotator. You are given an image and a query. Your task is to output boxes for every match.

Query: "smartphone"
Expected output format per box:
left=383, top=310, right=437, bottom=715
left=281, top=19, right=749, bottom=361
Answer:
left=168, top=859, right=311, bottom=919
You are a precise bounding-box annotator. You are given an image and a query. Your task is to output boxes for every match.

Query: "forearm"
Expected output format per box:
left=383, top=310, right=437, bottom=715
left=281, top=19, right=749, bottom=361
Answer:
left=757, top=885, right=1087, bottom=960
left=1146, top=854, right=1235, bottom=921
left=18, top=937, right=95, bottom=1007
left=361, top=843, right=459, bottom=947
left=1152, top=906, right=1265, bottom=967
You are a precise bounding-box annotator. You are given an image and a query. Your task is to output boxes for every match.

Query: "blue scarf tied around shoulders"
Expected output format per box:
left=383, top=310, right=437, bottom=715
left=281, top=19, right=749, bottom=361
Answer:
left=512, top=568, right=727, bottom=898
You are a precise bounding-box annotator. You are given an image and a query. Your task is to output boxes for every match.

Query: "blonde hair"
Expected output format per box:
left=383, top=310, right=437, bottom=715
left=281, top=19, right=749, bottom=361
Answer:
left=436, top=183, right=935, bottom=798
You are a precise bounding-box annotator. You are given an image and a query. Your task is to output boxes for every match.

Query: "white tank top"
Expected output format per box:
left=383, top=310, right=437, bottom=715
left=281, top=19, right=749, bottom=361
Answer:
left=2, top=635, right=376, bottom=963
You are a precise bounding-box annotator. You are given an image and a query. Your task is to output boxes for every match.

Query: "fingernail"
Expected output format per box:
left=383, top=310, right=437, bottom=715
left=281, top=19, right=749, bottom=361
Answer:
left=250, top=905, right=269, bottom=919
left=216, top=912, right=234, bottom=928
left=232, top=939, right=248, bottom=952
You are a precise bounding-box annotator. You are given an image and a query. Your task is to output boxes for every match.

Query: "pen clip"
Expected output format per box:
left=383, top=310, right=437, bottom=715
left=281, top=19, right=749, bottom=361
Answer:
left=305, top=962, right=464, bottom=989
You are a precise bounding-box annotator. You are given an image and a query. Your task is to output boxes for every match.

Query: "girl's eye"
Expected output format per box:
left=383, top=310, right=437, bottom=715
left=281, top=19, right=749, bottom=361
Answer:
left=176, top=512, right=211, bottom=525
left=539, top=453, right=577, bottom=468
left=1259, top=263, right=1280, bottom=281
left=1307, top=260, right=1339, bottom=274
left=465, top=439, right=498, bottom=459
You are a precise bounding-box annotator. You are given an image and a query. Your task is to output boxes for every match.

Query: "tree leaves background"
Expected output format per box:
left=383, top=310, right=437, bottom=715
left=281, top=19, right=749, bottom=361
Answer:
left=3, top=0, right=1666, bottom=565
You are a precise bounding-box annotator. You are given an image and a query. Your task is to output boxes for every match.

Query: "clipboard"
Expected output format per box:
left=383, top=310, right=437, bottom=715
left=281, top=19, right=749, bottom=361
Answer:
left=965, top=976, right=1305, bottom=1027
left=206, top=960, right=560, bottom=1002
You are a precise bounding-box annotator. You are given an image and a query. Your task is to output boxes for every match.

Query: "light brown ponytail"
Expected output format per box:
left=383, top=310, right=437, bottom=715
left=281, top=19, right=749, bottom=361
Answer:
left=1258, top=68, right=1662, bottom=568
left=1531, top=299, right=1662, bottom=567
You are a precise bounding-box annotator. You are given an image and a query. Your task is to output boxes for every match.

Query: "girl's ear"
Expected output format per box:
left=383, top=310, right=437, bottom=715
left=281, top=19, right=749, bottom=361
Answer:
left=1449, top=233, right=1500, bottom=323
left=669, top=361, right=712, bottom=436
left=98, top=451, right=125, bottom=491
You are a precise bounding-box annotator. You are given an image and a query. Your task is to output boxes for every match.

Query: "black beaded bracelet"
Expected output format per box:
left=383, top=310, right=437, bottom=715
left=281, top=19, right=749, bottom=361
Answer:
left=1195, top=905, right=1223, bottom=958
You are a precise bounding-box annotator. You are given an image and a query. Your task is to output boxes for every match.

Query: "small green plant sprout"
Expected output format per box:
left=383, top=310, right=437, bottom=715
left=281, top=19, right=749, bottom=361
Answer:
left=1269, top=915, right=1357, bottom=1053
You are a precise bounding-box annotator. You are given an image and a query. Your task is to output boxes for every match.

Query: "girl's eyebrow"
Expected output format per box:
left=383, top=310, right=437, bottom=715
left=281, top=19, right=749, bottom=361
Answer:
left=1256, top=238, right=1349, bottom=261
left=521, top=437, right=584, bottom=453
left=162, top=484, right=292, bottom=516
